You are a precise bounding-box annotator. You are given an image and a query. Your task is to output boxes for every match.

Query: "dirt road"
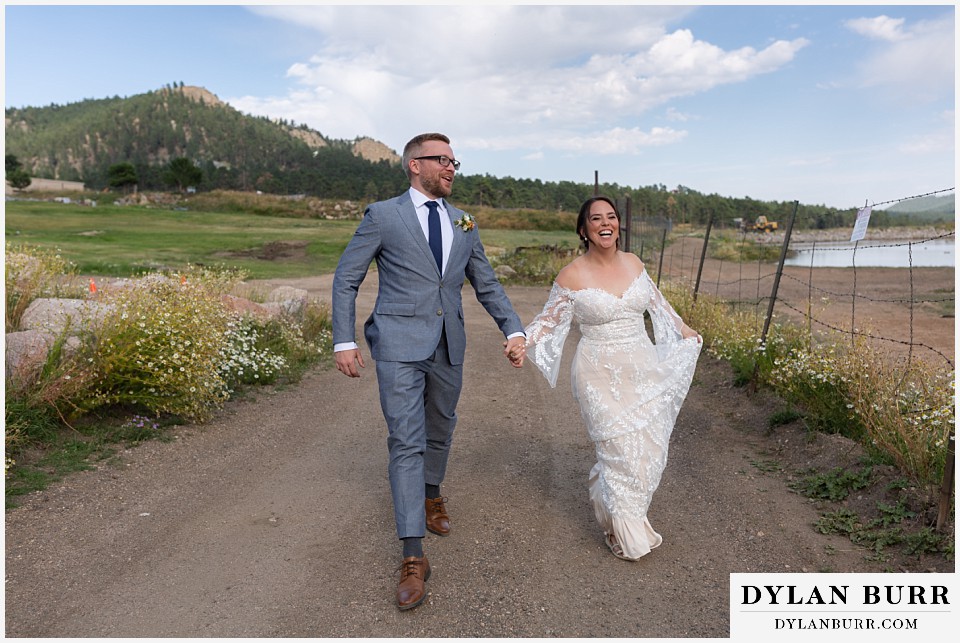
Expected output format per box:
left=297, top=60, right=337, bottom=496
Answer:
left=3, top=275, right=950, bottom=637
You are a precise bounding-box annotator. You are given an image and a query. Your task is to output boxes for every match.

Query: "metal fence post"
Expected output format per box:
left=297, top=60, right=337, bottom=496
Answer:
left=622, top=196, right=632, bottom=254
left=656, top=226, right=668, bottom=287
left=851, top=240, right=859, bottom=348
left=750, top=200, right=799, bottom=390
left=693, top=211, right=714, bottom=302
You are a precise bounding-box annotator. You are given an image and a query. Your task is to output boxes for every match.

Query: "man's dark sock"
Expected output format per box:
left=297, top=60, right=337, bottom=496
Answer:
left=425, top=484, right=441, bottom=500
left=402, top=537, right=423, bottom=558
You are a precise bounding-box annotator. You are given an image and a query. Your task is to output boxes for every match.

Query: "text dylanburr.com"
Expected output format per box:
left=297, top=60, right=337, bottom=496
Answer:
left=730, top=573, right=956, bottom=640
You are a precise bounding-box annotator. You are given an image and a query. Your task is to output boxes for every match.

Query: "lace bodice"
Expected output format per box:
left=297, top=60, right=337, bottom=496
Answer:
left=524, top=270, right=688, bottom=388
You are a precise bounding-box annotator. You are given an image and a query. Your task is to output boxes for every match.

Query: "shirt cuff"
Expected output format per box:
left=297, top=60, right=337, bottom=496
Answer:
left=334, top=342, right=359, bottom=353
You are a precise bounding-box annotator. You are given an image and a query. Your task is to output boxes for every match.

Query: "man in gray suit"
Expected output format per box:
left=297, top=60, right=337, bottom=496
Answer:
left=332, top=133, right=526, bottom=611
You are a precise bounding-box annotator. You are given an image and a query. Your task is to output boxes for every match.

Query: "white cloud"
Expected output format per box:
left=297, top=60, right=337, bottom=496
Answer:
left=230, top=5, right=807, bottom=154
left=460, top=125, right=685, bottom=153
left=844, top=16, right=908, bottom=42
left=847, top=14, right=953, bottom=101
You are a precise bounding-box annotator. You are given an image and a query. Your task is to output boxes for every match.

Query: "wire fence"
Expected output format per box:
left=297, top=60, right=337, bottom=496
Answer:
left=618, top=189, right=955, bottom=527
left=622, top=192, right=955, bottom=369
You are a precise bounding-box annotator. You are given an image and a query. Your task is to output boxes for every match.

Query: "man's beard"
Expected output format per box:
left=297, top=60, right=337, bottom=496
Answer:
left=421, top=173, right=452, bottom=198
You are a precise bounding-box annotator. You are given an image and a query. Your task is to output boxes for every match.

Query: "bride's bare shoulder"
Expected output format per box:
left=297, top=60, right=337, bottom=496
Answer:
left=621, top=251, right=644, bottom=272
left=555, top=257, right=586, bottom=291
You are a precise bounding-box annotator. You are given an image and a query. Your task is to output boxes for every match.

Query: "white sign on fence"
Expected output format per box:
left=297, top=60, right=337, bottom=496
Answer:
left=850, top=205, right=872, bottom=242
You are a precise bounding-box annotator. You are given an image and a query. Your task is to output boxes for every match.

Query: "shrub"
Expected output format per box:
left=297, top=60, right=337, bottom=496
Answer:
left=218, top=298, right=332, bottom=390
left=218, top=316, right=288, bottom=388
left=271, top=299, right=333, bottom=377
left=74, top=274, right=234, bottom=422
left=843, top=344, right=955, bottom=489
left=493, top=244, right=579, bottom=285
left=769, top=344, right=868, bottom=439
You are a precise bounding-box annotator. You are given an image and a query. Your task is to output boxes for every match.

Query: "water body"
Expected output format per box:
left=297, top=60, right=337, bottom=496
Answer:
left=783, top=238, right=954, bottom=268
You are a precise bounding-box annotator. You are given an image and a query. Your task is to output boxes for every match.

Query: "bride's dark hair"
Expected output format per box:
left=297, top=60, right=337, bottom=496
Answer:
left=576, top=196, right=622, bottom=251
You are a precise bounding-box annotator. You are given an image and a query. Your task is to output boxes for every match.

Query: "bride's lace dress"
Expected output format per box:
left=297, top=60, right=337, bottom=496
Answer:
left=525, top=270, right=701, bottom=559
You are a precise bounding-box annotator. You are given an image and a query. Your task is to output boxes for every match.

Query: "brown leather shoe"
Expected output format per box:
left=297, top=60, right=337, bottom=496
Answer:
left=397, top=555, right=431, bottom=611
left=425, top=497, right=450, bottom=536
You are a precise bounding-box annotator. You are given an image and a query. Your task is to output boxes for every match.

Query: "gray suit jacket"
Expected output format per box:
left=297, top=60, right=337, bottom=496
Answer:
left=332, top=192, right=522, bottom=365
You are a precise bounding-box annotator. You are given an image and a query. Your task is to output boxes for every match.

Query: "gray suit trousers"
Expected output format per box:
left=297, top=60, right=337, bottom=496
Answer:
left=375, top=333, right=462, bottom=539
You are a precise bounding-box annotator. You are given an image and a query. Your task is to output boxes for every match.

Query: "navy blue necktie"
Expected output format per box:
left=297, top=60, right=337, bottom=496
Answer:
left=426, top=200, right=443, bottom=272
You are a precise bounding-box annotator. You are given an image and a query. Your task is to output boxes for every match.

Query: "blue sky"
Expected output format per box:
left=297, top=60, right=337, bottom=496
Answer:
left=3, top=3, right=955, bottom=210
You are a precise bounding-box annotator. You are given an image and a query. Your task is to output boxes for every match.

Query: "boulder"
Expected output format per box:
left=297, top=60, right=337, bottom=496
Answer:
left=5, top=330, right=56, bottom=384
left=494, top=264, right=517, bottom=279
left=19, top=298, right=111, bottom=336
left=4, top=330, right=81, bottom=390
left=220, top=294, right=273, bottom=321
left=266, top=286, right=309, bottom=316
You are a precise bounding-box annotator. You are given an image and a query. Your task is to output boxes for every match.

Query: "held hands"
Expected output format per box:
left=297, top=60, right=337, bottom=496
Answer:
left=503, top=336, right=526, bottom=368
left=334, top=348, right=365, bottom=378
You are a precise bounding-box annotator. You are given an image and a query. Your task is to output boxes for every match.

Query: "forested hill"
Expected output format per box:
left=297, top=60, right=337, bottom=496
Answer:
left=5, top=84, right=405, bottom=199
left=882, top=194, right=955, bottom=222
left=5, top=84, right=953, bottom=228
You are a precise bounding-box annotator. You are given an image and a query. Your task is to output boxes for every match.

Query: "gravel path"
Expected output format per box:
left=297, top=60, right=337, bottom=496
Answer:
left=4, top=277, right=910, bottom=637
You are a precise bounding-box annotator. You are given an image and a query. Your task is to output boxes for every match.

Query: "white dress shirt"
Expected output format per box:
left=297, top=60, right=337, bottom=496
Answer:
left=409, top=187, right=452, bottom=275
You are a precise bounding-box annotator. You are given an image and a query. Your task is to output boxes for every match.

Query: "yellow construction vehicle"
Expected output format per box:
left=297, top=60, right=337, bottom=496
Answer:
left=736, top=215, right=779, bottom=232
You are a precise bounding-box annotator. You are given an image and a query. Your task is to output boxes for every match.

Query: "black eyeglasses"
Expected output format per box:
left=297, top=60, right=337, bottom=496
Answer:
left=414, top=155, right=461, bottom=171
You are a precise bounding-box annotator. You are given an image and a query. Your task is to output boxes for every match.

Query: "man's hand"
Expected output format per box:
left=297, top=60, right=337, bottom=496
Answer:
left=335, top=348, right=365, bottom=377
left=503, top=336, right=526, bottom=368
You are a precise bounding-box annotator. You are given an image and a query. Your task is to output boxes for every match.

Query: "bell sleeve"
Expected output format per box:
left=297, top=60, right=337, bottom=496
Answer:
left=523, top=282, right=574, bottom=388
left=643, top=271, right=689, bottom=359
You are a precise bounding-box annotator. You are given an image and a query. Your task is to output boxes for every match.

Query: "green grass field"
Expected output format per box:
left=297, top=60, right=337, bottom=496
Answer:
left=4, top=200, right=575, bottom=279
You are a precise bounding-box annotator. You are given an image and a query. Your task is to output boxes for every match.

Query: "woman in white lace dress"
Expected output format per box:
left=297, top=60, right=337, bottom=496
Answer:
left=513, top=196, right=702, bottom=560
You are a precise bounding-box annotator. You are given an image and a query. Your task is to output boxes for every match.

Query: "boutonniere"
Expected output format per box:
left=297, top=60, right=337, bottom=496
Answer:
left=455, top=213, right=476, bottom=232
